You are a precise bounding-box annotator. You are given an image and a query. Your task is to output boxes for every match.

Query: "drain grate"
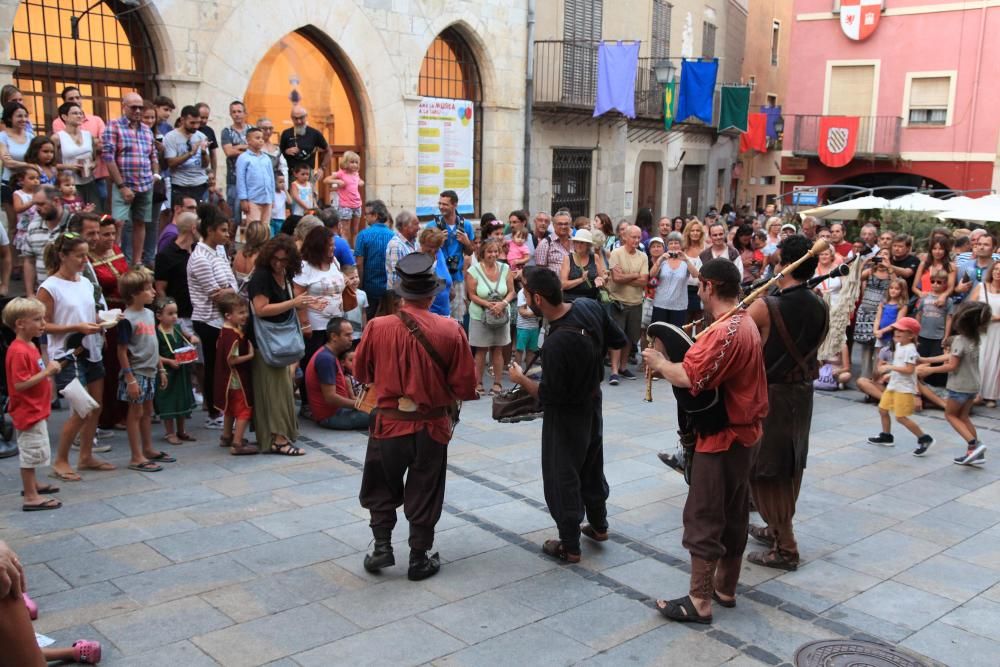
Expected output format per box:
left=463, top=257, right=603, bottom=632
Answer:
left=795, top=640, right=931, bottom=667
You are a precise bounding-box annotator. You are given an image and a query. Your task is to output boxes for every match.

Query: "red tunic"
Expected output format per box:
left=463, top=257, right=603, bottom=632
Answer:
left=682, top=311, right=768, bottom=453
left=91, top=246, right=129, bottom=307
left=213, top=326, right=253, bottom=414
left=355, top=304, right=478, bottom=442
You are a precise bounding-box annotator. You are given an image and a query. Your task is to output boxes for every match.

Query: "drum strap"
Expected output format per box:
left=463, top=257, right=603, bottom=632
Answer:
left=398, top=311, right=453, bottom=395
left=765, top=297, right=824, bottom=380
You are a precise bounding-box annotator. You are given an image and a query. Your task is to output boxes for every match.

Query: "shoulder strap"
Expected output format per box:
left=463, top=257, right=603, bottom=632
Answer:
left=765, top=296, right=825, bottom=376
left=397, top=310, right=453, bottom=395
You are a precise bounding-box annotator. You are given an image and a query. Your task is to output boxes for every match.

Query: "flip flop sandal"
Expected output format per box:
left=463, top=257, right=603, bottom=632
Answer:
left=541, top=539, right=581, bottom=563
left=581, top=524, right=609, bottom=542
left=127, top=461, right=163, bottom=472
left=230, top=440, right=259, bottom=456
left=177, top=432, right=197, bottom=441
left=78, top=461, right=116, bottom=471
left=147, top=451, right=177, bottom=463
left=72, top=639, right=102, bottom=665
left=747, top=550, right=798, bottom=571
left=164, top=434, right=183, bottom=445
left=712, top=591, right=736, bottom=608
left=22, top=497, right=62, bottom=512
left=489, top=383, right=504, bottom=396
left=49, top=470, right=82, bottom=482
left=656, top=595, right=713, bottom=624
left=23, top=593, right=38, bottom=620
left=21, top=485, right=60, bottom=496
left=475, top=384, right=486, bottom=397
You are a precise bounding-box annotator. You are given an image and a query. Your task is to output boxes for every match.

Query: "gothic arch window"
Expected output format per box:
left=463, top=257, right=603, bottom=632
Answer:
left=10, top=0, right=158, bottom=129
left=418, top=27, right=483, bottom=215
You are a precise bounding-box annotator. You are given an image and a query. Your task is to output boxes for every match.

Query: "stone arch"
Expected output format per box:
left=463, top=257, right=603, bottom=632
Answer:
left=421, top=19, right=498, bottom=108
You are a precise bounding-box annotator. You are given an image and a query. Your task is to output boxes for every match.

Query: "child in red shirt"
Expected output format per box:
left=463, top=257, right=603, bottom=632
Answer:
left=3, top=297, right=62, bottom=510
left=214, top=294, right=258, bottom=455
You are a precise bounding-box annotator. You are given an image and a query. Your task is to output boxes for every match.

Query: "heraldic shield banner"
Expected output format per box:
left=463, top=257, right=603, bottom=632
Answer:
left=840, top=0, right=882, bottom=41
left=818, top=116, right=860, bottom=168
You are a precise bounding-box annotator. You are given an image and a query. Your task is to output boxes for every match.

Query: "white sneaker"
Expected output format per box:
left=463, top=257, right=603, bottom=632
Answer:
left=204, top=416, right=224, bottom=429
left=72, top=437, right=112, bottom=454
left=193, top=390, right=204, bottom=406
left=96, top=428, right=115, bottom=440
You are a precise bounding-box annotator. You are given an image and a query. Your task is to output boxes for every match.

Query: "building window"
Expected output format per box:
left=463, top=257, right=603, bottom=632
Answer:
left=770, top=21, right=780, bottom=66
left=907, top=75, right=951, bottom=126
left=651, top=0, right=671, bottom=60
left=10, top=0, right=158, bottom=129
left=562, top=0, right=603, bottom=106
left=418, top=28, right=483, bottom=215
left=766, top=94, right=777, bottom=107
left=551, top=149, right=592, bottom=218
left=702, top=22, right=716, bottom=59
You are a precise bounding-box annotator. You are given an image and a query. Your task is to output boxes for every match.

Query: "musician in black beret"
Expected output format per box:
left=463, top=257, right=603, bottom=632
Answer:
left=509, top=268, right=627, bottom=563
left=642, top=258, right=768, bottom=624
left=744, top=235, right=829, bottom=571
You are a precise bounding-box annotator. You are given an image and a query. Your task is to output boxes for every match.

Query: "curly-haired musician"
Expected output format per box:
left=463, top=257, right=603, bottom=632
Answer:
left=642, top=258, right=768, bottom=624
left=745, top=235, right=828, bottom=571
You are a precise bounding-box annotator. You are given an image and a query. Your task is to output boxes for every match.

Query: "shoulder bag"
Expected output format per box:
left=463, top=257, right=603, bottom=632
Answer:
left=474, top=264, right=510, bottom=329
left=251, top=278, right=305, bottom=367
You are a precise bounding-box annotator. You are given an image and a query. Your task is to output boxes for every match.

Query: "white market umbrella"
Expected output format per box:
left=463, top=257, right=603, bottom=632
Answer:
left=800, top=195, right=890, bottom=220
left=884, top=193, right=952, bottom=213
left=936, top=194, right=1000, bottom=222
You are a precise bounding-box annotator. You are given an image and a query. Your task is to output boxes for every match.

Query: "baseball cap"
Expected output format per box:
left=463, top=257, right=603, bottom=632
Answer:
left=889, top=317, right=921, bottom=335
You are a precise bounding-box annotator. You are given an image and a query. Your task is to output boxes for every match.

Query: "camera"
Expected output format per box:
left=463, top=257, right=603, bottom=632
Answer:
left=872, top=256, right=883, bottom=264
left=668, top=252, right=680, bottom=259
left=445, top=254, right=462, bottom=274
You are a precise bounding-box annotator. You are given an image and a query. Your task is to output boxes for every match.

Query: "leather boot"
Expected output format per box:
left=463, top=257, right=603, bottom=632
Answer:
left=363, top=538, right=395, bottom=573
left=714, top=555, right=742, bottom=599
left=407, top=550, right=441, bottom=581
left=688, top=556, right=717, bottom=602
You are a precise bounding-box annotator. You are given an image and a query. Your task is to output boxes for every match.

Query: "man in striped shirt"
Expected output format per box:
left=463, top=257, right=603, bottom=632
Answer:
left=103, top=92, right=159, bottom=267
left=385, top=210, right=420, bottom=290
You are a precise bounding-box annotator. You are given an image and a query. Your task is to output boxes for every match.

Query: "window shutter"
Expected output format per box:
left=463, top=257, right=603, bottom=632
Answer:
left=702, top=22, right=716, bottom=59
left=909, top=77, right=949, bottom=109
left=652, top=1, right=671, bottom=60
left=562, top=0, right=603, bottom=106
left=827, top=65, right=875, bottom=116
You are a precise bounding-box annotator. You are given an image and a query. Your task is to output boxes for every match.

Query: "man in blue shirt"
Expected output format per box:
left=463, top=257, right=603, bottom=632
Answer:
left=235, top=127, right=275, bottom=223
left=317, top=207, right=356, bottom=269
left=354, top=199, right=395, bottom=318
left=426, top=190, right=474, bottom=321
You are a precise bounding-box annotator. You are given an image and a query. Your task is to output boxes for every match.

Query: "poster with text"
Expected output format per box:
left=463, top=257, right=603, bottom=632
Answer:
left=416, top=97, right=475, bottom=216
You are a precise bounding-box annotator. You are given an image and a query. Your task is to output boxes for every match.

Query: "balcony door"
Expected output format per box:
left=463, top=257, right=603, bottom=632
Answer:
left=562, top=0, right=602, bottom=106
left=827, top=64, right=876, bottom=152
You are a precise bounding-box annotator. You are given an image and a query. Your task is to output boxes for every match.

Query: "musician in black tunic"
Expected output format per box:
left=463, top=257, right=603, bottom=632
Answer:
left=509, top=268, right=627, bottom=563
left=746, top=235, right=829, bottom=571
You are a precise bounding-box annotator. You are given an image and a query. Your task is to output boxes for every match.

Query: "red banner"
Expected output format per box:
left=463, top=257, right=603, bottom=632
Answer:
left=818, top=116, right=859, bottom=168
left=739, top=113, right=768, bottom=153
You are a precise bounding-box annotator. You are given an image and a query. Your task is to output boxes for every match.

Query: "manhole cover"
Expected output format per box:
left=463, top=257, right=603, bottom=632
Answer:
left=795, top=640, right=931, bottom=667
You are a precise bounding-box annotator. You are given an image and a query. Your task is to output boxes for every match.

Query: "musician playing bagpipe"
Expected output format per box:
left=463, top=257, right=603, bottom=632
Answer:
left=641, top=258, right=768, bottom=624
left=744, top=235, right=828, bottom=572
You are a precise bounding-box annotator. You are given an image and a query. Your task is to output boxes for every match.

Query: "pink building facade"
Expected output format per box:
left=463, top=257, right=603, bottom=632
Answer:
left=782, top=0, right=1000, bottom=202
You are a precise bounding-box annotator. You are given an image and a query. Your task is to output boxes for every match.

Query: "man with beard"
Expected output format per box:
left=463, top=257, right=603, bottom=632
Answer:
left=642, top=259, right=768, bottom=624
left=744, top=235, right=828, bottom=571
left=509, top=268, right=626, bottom=562
left=279, top=106, right=330, bottom=179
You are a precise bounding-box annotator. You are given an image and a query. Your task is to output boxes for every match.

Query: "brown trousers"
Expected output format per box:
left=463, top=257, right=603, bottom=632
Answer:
left=682, top=443, right=755, bottom=562
left=358, top=427, right=448, bottom=551
left=749, top=470, right=803, bottom=561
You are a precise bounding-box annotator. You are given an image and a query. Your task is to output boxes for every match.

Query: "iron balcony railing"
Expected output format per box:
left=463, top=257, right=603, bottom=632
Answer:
left=791, top=115, right=902, bottom=159
left=533, top=40, right=665, bottom=119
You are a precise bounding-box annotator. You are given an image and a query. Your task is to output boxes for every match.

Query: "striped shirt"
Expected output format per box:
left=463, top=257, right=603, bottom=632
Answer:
left=534, top=235, right=571, bottom=275
left=385, top=232, right=418, bottom=290
left=186, top=241, right=238, bottom=326
left=354, top=222, right=394, bottom=298
left=102, top=116, right=157, bottom=192
left=24, top=214, right=68, bottom=280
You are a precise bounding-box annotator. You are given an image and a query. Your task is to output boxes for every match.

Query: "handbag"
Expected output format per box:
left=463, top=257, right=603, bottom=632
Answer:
left=251, top=279, right=305, bottom=367
left=474, top=264, right=510, bottom=328
left=342, top=283, right=358, bottom=313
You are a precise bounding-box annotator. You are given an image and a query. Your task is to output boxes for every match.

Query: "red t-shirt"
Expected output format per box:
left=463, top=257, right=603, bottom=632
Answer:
left=305, top=346, right=349, bottom=423
left=6, top=338, right=51, bottom=430
left=682, top=312, right=768, bottom=453
left=355, top=305, right=479, bottom=442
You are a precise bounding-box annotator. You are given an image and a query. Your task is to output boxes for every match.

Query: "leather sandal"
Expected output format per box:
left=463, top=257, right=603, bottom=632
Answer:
left=581, top=524, right=608, bottom=542
left=542, top=539, right=581, bottom=563
left=747, top=549, right=798, bottom=571
left=748, top=524, right=773, bottom=547
left=230, top=439, right=259, bottom=456
left=712, top=591, right=736, bottom=608
left=656, top=595, right=712, bottom=624
left=219, top=434, right=233, bottom=448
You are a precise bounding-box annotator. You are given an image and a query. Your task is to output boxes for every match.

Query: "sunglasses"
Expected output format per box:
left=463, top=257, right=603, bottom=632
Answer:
left=126, top=104, right=144, bottom=111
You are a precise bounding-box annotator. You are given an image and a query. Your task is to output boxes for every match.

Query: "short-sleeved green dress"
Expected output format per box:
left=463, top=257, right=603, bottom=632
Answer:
left=154, top=324, right=197, bottom=419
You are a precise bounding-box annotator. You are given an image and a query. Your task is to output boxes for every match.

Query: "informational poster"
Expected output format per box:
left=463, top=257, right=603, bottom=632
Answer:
left=416, top=96, right=475, bottom=216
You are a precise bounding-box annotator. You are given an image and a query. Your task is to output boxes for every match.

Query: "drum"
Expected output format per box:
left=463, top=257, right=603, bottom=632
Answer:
left=354, top=384, right=377, bottom=414
left=173, top=346, right=198, bottom=365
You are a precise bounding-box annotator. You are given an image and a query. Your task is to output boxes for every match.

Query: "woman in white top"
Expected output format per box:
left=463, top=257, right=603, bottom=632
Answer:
left=37, top=233, right=111, bottom=481
left=682, top=220, right=706, bottom=324
left=0, top=102, right=34, bottom=234
left=651, top=232, right=699, bottom=327
left=293, top=225, right=342, bottom=410
left=50, top=101, right=101, bottom=210
left=814, top=247, right=843, bottom=311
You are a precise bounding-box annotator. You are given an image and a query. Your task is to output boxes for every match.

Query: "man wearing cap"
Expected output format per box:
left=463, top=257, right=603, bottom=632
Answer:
left=355, top=253, right=478, bottom=581
left=509, top=267, right=627, bottom=563
left=744, top=235, right=829, bottom=571
left=642, top=258, right=768, bottom=624
left=304, top=317, right=369, bottom=430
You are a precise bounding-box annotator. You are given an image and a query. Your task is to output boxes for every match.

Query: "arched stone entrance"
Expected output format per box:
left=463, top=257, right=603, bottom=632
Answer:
left=243, top=28, right=365, bottom=190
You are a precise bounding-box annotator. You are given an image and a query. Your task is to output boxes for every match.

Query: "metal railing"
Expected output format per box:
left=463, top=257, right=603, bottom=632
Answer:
left=533, top=40, right=665, bottom=119
left=791, top=115, right=902, bottom=158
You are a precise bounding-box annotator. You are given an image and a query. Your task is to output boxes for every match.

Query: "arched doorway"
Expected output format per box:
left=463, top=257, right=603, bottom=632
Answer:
left=10, top=0, right=158, bottom=129
left=418, top=27, right=483, bottom=216
left=243, top=29, right=365, bottom=196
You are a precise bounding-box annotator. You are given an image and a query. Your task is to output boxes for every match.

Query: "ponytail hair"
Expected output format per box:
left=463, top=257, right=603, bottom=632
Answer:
left=43, top=232, right=87, bottom=275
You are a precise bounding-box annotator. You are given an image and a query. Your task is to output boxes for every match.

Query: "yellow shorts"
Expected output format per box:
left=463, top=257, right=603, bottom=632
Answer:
left=879, top=389, right=915, bottom=418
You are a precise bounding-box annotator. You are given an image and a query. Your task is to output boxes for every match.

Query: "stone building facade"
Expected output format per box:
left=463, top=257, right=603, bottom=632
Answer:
left=0, top=0, right=529, bottom=217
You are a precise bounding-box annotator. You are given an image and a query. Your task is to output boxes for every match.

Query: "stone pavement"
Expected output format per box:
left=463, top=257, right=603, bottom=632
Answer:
left=1, top=385, right=999, bottom=666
